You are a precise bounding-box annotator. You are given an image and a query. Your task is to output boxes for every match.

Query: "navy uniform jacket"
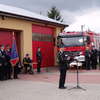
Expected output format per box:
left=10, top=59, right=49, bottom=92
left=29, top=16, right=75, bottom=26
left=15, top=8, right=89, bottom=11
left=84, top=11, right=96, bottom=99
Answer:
left=36, top=51, right=42, bottom=62
left=0, top=50, right=7, bottom=65
left=85, top=50, right=91, bottom=60
left=23, top=57, right=32, bottom=65
left=57, top=51, right=67, bottom=70
left=91, top=49, right=98, bottom=64
left=0, top=55, right=5, bottom=69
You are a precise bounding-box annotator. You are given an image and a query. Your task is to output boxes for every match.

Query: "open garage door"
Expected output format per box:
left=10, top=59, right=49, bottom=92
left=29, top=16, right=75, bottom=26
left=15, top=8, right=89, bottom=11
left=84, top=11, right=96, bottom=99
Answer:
left=0, top=31, right=12, bottom=46
left=0, top=30, right=21, bottom=58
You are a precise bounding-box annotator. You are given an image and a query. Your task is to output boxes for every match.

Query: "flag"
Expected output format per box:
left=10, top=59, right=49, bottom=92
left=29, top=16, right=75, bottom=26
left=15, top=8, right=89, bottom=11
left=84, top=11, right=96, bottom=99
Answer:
left=10, top=33, right=19, bottom=65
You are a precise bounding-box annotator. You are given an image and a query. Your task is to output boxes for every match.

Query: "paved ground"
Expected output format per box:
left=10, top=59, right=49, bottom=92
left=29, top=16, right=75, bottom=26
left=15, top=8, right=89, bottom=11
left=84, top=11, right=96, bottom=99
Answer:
left=0, top=67, right=100, bottom=100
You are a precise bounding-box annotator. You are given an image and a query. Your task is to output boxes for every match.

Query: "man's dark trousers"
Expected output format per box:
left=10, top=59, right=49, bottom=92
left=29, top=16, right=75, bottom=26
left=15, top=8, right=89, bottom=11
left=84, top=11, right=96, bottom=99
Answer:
left=59, top=64, right=67, bottom=88
left=37, top=61, right=41, bottom=73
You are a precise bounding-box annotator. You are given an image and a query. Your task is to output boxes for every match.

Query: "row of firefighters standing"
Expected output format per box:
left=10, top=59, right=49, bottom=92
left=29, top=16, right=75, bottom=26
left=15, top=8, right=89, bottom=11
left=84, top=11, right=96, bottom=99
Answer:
left=57, top=47, right=100, bottom=89
left=0, top=45, right=19, bottom=80
left=0, top=45, right=42, bottom=81
left=85, top=46, right=100, bottom=70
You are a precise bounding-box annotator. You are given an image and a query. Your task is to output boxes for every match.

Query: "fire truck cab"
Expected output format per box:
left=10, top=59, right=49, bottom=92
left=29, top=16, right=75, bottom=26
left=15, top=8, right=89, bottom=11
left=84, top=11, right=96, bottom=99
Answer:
left=57, top=32, right=92, bottom=56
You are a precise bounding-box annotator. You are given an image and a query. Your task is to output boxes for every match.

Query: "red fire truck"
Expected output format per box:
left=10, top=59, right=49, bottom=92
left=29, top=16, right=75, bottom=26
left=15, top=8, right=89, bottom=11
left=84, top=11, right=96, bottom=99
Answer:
left=57, top=31, right=100, bottom=56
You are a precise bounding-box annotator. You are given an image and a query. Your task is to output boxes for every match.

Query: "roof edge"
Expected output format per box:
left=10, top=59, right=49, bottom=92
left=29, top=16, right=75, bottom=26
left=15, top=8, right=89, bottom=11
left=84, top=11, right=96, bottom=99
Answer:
left=0, top=11, right=68, bottom=28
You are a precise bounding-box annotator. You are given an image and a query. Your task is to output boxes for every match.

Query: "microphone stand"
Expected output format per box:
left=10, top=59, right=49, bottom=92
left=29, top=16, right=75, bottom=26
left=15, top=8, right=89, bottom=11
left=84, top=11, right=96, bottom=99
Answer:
left=69, top=60, right=86, bottom=91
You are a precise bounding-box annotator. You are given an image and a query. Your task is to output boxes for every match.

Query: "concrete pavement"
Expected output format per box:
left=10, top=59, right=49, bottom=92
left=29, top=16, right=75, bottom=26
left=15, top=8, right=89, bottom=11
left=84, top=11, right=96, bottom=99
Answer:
left=0, top=68, right=100, bottom=100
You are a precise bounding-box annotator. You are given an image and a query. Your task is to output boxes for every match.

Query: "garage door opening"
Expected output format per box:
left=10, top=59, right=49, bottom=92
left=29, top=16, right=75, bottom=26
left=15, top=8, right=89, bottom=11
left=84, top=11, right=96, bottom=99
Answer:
left=32, top=25, right=55, bottom=68
left=0, top=29, right=21, bottom=60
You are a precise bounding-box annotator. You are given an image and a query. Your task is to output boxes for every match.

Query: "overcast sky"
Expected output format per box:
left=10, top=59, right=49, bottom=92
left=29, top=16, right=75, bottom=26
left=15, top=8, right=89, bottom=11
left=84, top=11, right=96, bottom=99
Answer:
left=0, top=0, right=100, bottom=32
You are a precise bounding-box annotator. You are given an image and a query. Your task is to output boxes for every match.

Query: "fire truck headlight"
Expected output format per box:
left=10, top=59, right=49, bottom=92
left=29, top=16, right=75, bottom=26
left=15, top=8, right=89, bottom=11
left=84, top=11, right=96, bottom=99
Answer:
left=91, top=42, right=94, bottom=46
left=79, top=38, right=83, bottom=43
left=65, top=55, right=68, bottom=57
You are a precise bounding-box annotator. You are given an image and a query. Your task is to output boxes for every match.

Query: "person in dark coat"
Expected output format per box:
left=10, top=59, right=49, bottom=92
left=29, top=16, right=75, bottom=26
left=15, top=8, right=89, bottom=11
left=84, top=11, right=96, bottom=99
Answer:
left=85, top=47, right=91, bottom=70
left=57, top=48, right=68, bottom=89
left=0, top=45, right=8, bottom=80
left=0, top=50, right=5, bottom=81
left=13, top=61, right=20, bottom=79
left=98, top=46, right=100, bottom=66
left=5, top=45, right=12, bottom=79
left=91, top=47, right=98, bottom=69
left=36, top=47, right=42, bottom=73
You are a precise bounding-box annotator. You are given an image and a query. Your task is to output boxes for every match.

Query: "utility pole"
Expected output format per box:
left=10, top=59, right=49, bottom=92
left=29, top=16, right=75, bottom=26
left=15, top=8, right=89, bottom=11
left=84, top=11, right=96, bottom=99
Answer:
left=81, top=25, right=85, bottom=45
left=81, top=25, right=84, bottom=34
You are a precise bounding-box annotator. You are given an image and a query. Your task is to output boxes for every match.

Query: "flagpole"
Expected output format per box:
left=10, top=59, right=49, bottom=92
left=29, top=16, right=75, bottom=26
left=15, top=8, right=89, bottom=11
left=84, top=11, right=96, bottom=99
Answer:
left=12, top=32, right=15, bottom=79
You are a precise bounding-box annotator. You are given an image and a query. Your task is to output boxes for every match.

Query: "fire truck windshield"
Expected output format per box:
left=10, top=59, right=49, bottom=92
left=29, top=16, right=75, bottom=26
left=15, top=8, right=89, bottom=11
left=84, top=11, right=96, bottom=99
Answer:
left=57, top=36, right=84, bottom=47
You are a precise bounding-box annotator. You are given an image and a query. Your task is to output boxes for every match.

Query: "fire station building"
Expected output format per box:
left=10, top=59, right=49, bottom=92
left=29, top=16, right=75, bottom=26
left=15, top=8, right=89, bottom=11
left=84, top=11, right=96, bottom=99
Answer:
left=0, top=4, right=68, bottom=68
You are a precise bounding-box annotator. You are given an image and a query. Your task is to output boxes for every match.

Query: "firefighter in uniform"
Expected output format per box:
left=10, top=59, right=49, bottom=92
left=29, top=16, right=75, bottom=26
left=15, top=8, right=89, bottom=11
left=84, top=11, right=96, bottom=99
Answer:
left=0, top=45, right=7, bottom=80
left=13, top=61, right=20, bottom=79
left=91, top=46, right=98, bottom=69
left=99, top=46, right=100, bottom=66
left=5, top=45, right=12, bottom=79
left=0, top=46, right=5, bottom=80
left=57, top=48, right=68, bottom=89
left=36, top=48, right=42, bottom=73
left=23, top=54, right=33, bottom=74
left=85, top=47, right=91, bottom=70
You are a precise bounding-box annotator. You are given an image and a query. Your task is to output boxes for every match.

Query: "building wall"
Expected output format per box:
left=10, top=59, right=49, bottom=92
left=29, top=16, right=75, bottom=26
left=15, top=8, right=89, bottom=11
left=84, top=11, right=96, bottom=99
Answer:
left=0, top=17, right=32, bottom=61
left=0, top=16, right=64, bottom=66
left=54, top=27, right=62, bottom=65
